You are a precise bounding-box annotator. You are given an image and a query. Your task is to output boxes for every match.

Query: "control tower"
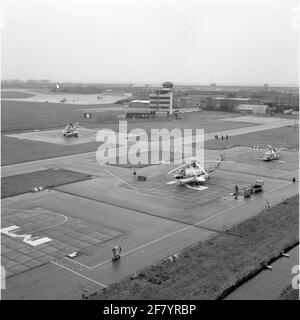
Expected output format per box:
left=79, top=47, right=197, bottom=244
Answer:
left=150, top=81, right=174, bottom=115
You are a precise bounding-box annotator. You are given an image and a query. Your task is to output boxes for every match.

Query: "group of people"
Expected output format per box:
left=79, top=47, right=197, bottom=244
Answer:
left=215, top=134, right=229, bottom=140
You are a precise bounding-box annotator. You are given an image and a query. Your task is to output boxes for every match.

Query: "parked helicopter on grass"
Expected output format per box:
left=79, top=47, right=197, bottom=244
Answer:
left=254, top=145, right=286, bottom=162
left=262, top=145, right=283, bottom=161
left=167, top=153, right=226, bottom=186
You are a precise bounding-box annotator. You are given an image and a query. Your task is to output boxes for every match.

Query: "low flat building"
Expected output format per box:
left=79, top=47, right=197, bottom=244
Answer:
left=236, top=104, right=269, bottom=114
left=211, top=97, right=259, bottom=111
left=125, top=108, right=155, bottom=119
left=178, top=96, right=203, bottom=109
left=155, top=111, right=169, bottom=118
left=102, top=90, right=132, bottom=97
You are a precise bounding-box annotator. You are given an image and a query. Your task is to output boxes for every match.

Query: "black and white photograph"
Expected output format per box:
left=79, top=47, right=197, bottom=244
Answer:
left=0, top=0, right=299, bottom=307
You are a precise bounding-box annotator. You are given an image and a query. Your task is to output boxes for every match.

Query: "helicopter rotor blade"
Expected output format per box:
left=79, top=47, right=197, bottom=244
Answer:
left=195, top=162, right=208, bottom=176
left=168, top=163, right=187, bottom=174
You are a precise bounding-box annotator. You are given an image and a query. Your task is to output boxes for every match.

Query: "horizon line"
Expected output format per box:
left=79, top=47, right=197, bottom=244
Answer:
left=1, top=79, right=299, bottom=88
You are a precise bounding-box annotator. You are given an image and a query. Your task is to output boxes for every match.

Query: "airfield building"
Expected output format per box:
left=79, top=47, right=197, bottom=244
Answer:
left=102, top=90, right=132, bottom=97
left=236, top=104, right=269, bottom=114
left=212, top=97, right=254, bottom=108
left=125, top=109, right=155, bottom=119
left=178, top=95, right=205, bottom=109
left=150, top=82, right=174, bottom=115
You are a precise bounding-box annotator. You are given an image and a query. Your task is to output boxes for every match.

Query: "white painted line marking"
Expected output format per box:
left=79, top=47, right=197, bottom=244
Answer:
left=64, top=256, right=91, bottom=268
left=1, top=225, right=52, bottom=246
left=60, top=181, right=294, bottom=271
left=166, top=181, right=177, bottom=185
left=185, top=185, right=208, bottom=191
left=2, top=207, right=68, bottom=233
left=89, top=204, right=245, bottom=269
left=264, top=181, right=291, bottom=196
left=103, top=169, right=135, bottom=189
left=51, top=261, right=107, bottom=288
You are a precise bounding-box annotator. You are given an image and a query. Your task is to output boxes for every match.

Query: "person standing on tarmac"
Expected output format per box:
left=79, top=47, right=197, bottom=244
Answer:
left=112, top=245, right=122, bottom=260
left=234, top=184, right=239, bottom=195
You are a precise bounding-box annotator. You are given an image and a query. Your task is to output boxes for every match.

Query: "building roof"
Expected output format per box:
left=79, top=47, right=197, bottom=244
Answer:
left=129, top=100, right=150, bottom=104
left=213, top=97, right=251, bottom=101
left=162, top=81, right=174, bottom=88
left=236, top=104, right=268, bottom=110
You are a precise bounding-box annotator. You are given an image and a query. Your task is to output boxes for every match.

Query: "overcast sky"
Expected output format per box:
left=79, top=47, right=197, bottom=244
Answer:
left=1, top=0, right=299, bottom=85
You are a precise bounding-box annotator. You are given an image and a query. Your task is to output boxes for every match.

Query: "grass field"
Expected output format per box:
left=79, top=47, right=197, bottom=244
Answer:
left=205, top=125, right=299, bottom=150
left=98, top=111, right=252, bottom=135
left=1, top=101, right=251, bottom=133
left=92, top=195, right=299, bottom=300
left=1, top=105, right=256, bottom=165
left=1, top=168, right=91, bottom=198
left=1, top=135, right=101, bottom=165
left=1, top=91, right=36, bottom=99
left=3, top=124, right=295, bottom=166
left=1, top=100, right=119, bottom=132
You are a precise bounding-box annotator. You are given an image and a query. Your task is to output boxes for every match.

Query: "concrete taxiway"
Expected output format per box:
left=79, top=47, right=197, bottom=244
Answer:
left=1, top=116, right=299, bottom=299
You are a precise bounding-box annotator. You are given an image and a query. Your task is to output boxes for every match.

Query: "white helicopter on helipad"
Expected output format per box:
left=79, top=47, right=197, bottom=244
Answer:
left=256, top=145, right=285, bottom=162
left=62, top=122, right=79, bottom=138
left=168, top=154, right=226, bottom=186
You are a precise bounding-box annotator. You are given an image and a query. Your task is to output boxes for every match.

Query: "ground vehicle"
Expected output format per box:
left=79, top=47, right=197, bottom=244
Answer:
left=243, top=187, right=252, bottom=198
left=243, top=179, right=264, bottom=197
left=251, top=179, right=264, bottom=193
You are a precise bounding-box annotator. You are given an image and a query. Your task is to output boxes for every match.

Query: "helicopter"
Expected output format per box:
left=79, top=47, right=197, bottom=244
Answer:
left=62, top=122, right=79, bottom=138
left=168, top=153, right=226, bottom=186
left=255, top=145, right=285, bottom=161
left=262, top=145, right=283, bottom=161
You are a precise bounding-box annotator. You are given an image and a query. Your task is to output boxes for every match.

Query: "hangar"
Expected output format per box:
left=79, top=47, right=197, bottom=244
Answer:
left=236, top=104, right=269, bottom=114
left=125, top=108, right=155, bottom=119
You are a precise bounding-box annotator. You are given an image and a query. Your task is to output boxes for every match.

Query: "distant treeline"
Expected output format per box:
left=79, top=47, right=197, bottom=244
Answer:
left=1, top=80, right=134, bottom=91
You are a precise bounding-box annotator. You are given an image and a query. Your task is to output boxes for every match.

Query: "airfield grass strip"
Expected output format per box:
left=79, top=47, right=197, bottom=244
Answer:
left=1, top=168, right=92, bottom=198
left=92, top=195, right=299, bottom=300
left=279, top=285, right=299, bottom=300
left=204, top=125, right=299, bottom=150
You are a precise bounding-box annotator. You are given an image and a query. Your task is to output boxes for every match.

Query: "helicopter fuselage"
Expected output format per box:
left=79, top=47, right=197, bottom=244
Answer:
left=174, top=168, right=208, bottom=184
left=262, top=150, right=280, bottom=161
